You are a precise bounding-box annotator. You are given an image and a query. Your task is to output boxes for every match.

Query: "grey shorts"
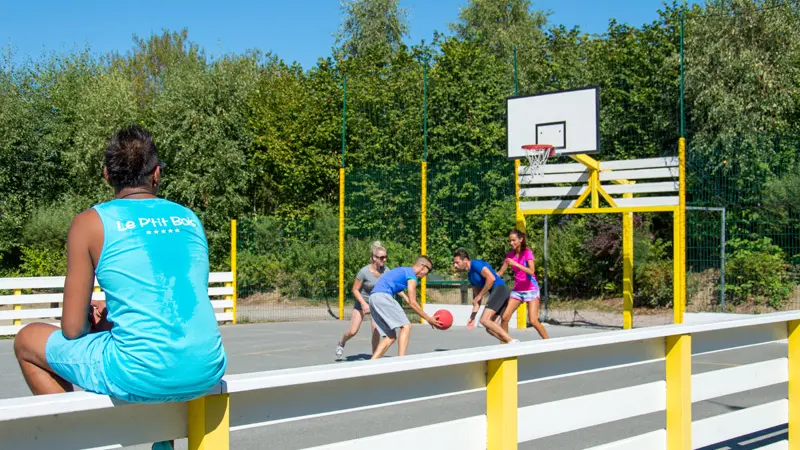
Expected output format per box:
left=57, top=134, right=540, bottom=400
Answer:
left=368, top=292, right=410, bottom=338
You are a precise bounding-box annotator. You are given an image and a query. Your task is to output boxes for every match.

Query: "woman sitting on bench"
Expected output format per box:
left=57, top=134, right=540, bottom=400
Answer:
left=14, top=125, right=228, bottom=450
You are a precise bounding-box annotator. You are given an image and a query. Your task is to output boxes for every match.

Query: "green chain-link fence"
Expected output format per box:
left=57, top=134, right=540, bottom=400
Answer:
left=234, top=2, right=800, bottom=328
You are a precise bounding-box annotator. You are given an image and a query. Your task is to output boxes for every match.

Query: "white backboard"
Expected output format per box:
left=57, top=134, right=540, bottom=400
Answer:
left=506, top=86, right=600, bottom=158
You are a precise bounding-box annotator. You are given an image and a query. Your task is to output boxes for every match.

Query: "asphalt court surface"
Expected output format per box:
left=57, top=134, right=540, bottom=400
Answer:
left=0, top=320, right=789, bottom=449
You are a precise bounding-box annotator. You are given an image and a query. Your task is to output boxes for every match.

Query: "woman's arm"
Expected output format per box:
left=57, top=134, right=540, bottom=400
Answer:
left=351, top=278, right=367, bottom=307
left=508, top=257, right=535, bottom=276
left=496, top=259, right=509, bottom=277
left=61, top=211, right=100, bottom=340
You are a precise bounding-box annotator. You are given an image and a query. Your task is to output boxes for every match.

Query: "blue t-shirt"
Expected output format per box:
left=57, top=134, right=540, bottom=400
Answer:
left=467, top=260, right=506, bottom=292
left=371, top=267, right=417, bottom=296
left=92, top=198, right=227, bottom=400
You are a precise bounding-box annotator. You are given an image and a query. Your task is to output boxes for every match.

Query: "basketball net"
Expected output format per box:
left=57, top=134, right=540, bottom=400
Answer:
left=522, top=144, right=555, bottom=178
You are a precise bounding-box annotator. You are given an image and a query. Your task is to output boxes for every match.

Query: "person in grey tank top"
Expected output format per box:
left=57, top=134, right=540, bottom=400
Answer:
left=335, top=241, right=407, bottom=360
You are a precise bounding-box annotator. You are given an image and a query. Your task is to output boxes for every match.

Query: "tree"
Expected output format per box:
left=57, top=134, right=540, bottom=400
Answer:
left=451, top=0, right=549, bottom=91
left=335, top=0, right=409, bottom=65
left=685, top=0, right=800, bottom=140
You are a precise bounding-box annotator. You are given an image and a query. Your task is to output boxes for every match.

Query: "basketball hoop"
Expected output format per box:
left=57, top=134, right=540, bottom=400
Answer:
left=522, top=144, right=556, bottom=178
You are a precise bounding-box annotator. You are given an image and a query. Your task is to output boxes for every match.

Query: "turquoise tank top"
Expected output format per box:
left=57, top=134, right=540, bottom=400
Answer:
left=92, top=198, right=227, bottom=400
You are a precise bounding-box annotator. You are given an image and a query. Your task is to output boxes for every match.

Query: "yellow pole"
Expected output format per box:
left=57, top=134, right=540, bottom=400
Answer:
left=229, top=220, right=237, bottom=324
left=673, top=138, right=687, bottom=324
left=188, top=394, right=230, bottom=450
left=13, top=289, right=21, bottom=326
left=339, top=167, right=345, bottom=321
left=420, top=161, right=427, bottom=324
left=665, top=334, right=692, bottom=449
left=514, top=159, right=527, bottom=330
left=486, top=357, right=518, bottom=450
left=673, top=212, right=682, bottom=324
left=623, top=194, right=633, bottom=330
left=789, top=320, right=800, bottom=449
left=679, top=138, right=687, bottom=323
left=591, top=169, right=599, bottom=209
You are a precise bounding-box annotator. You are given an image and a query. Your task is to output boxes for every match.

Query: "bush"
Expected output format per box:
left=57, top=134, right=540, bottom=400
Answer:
left=633, top=233, right=673, bottom=307
left=635, top=259, right=673, bottom=307
left=547, top=217, right=596, bottom=297
left=237, top=204, right=420, bottom=300
left=725, top=237, right=792, bottom=309
left=22, top=196, right=93, bottom=249
left=18, top=245, right=68, bottom=277
left=237, top=251, right=281, bottom=292
left=687, top=268, right=721, bottom=310
left=14, top=196, right=93, bottom=277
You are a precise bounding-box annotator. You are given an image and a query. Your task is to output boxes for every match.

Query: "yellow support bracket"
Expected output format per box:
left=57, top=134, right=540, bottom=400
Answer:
left=597, top=184, right=618, bottom=207
left=570, top=183, right=592, bottom=209
left=569, top=153, right=600, bottom=171
left=523, top=205, right=678, bottom=215
left=567, top=154, right=600, bottom=208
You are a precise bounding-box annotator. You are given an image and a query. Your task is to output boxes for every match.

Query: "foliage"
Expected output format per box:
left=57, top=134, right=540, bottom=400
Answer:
left=725, top=237, right=792, bottom=308
left=1, top=0, right=799, bottom=313
left=634, top=234, right=673, bottom=307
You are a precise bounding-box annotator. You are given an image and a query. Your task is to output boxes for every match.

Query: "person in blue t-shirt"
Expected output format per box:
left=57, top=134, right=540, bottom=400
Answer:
left=452, top=249, right=519, bottom=344
left=14, top=125, right=227, bottom=450
left=368, top=256, right=442, bottom=359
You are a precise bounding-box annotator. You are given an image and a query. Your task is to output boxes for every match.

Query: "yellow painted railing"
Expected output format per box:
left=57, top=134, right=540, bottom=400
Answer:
left=3, top=312, right=799, bottom=449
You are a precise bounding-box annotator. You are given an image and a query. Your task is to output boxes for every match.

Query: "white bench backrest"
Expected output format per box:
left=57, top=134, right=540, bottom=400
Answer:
left=0, top=272, right=235, bottom=335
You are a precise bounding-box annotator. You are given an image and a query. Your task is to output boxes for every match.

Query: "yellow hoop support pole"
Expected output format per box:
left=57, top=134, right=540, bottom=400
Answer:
left=229, top=220, right=237, bottom=324
left=420, top=161, right=427, bottom=324
left=514, top=159, right=527, bottom=330
left=623, top=193, right=633, bottom=330
left=339, top=167, right=345, bottom=321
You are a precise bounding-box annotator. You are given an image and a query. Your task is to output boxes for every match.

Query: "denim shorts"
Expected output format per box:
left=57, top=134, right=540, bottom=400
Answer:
left=46, top=330, right=203, bottom=403
left=510, top=282, right=541, bottom=302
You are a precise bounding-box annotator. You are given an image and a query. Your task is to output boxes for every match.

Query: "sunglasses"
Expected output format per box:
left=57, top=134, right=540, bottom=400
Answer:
left=373, top=255, right=387, bottom=260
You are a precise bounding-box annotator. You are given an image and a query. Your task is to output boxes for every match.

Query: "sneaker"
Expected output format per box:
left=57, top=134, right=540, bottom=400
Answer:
left=509, top=339, right=521, bottom=344
left=335, top=343, right=344, bottom=360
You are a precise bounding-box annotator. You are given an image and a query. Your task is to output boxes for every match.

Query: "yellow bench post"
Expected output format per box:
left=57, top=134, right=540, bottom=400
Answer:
left=226, top=219, right=237, bottom=324
left=188, top=394, right=230, bottom=450
left=666, top=334, right=691, bottom=449
left=487, top=357, right=518, bottom=450
left=13, top=289, right=22, bottom=326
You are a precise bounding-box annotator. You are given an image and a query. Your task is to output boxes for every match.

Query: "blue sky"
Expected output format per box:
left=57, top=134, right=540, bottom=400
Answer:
left=2, top=0, right=684, bottom=69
